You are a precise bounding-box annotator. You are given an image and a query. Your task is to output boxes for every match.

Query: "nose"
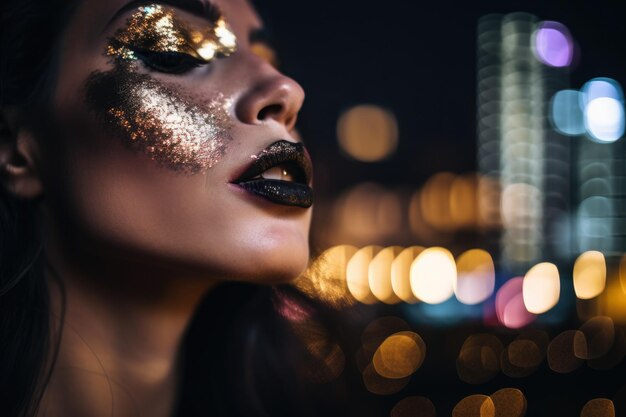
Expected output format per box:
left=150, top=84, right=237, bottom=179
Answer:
left=235, top=57, right=305, bottom=131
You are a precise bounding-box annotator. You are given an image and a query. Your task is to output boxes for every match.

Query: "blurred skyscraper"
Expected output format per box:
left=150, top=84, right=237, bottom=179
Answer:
left=477, top=13, right=571, bottom=274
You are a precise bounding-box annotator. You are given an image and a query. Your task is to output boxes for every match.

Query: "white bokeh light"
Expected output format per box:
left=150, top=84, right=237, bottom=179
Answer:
left=584, top=97, right=625, bottom=143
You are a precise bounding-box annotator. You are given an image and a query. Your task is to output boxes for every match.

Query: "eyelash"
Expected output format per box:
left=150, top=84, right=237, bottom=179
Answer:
left=132, top=48, right=207, bottom=75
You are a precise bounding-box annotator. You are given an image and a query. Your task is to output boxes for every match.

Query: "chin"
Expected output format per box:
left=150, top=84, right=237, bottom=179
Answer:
left=241, top=245, right=310, bottom=285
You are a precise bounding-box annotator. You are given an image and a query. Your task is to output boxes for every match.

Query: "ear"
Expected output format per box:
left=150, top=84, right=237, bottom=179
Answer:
left=0, top=109, right=43, bottom=199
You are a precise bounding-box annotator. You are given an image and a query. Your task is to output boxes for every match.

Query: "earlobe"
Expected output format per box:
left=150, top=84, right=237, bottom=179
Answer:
left=0, top=111, right=44, bottom=199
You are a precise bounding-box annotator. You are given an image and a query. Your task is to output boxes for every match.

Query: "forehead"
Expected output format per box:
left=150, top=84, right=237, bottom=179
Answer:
left=72, top=0, right=262, bottom=41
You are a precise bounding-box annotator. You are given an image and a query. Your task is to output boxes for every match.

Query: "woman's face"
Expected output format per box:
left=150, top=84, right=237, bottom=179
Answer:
left=43, top=0, right=311, bottom=283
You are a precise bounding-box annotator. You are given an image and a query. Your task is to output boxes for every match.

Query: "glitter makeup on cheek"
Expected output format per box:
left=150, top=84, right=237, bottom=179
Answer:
left=84, top=67, right=233, bottom=174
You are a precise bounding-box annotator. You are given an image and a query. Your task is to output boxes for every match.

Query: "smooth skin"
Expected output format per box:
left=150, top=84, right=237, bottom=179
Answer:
left=0, top=0, right=309, bottom=415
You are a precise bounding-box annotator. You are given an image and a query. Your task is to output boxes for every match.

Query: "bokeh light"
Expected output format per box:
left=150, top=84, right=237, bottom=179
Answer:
left=420, top=173, right=457, bottom=232
left=620, top=254, right=626, bottom=295
left=547, top=330, right=584, bottom=373
left=295, top=244, right=358, bottom=309
left=573, top=251, right=606, bottom=299
left=452, top=394, right=495, bottom=417
left=372, top=331, right=426, bottom=379
left=347, top=245, right=382, bottom=304
left=490, top=388, right=527, bottom=417
left=585, top=97, right=625, bottom=143
left=533, top=21, right=574, bottom=67
left=362, top=362, right=410, bottom=395
left=496, top=277, right=536, bottom=329
left=550, top=89, right=585, bottom=136
left=450, top=174, right=480, bottom=229
left=501, top=339, right=543, bottom=378
left=333, top=183, right=403, bottom=244
left=369, top=246, right=403, bottom=304
left=410, top=247, right=457, bottom=304
left=574, top=316, right=615, bottom=359
left=587, top=326, right=626, bottom=370
left=391, top=246, right=424, bottom=303
left=523, top=262, right=560, bottom=314
left=455, top=249, right=496, bottom=305
left=337, top=104, right=399, bottom=162
left=361, top=317, right=411, bottom=359
left=580, top=398, right=615, bottom=417
left=456, top=334, right=503, bottom=384
left=581, top=78, right=625, bottom=143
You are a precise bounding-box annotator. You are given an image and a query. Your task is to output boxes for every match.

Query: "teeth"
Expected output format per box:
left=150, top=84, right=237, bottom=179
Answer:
left=258, top=165, right=295, bottom=182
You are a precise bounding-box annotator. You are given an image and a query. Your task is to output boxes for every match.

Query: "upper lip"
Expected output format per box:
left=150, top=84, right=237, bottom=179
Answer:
left=231, top=140, right=313, bottom=185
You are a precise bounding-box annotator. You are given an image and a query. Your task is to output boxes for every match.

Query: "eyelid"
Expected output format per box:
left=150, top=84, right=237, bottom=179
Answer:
left=106, top=4, right=237, bottom=68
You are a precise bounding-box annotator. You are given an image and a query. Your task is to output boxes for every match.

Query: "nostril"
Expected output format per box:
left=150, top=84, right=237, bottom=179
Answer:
left=257, top=104, right=284, bottom=121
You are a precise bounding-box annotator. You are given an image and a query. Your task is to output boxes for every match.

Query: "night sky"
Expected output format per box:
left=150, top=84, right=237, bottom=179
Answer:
left=254, top=0, right=626, bottom=195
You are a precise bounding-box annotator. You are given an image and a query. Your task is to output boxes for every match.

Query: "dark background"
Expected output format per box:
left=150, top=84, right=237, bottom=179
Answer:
left=252, top=2, right=626, bottom=416
left=255, top=0, right=626, bottom=193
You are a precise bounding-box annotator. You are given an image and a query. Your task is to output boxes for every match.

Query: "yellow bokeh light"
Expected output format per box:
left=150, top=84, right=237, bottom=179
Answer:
left=420, top=172, right=456, bottom=231
left=600, top=277, right=626, bottom=324
left=372, top=331, right=426, bottom=379
left=455, top=249, right=495, bottom=305
left=333, top=183, right=402, bottom=244
left=408, top=190, right=439, bottom=242
left=391, top=246, right=424, bottom=303
left=523, top=262, right=560, bottom=314
left=347, top=246, right=382, bottom=304
left=295, top=245, right=358, bottom=308
left=369, top=246, right=404, bottom=304
left=450, top=174, right=479, bottom=229
left=337, top=104, right=398, bottom=162
left=490, top=388, right=527, bottom=417
left=574, top=251, right=606, bottom=299
left=619, top=254, right=626, bottom=295
left=250, top=42, right=279, bottom=68
left=501, top=339, right=542, bottom=377
left=411, top=247, right=457, bottom=304
left=580, top=398, right=615, bottom=417
left=452, top=394, right=495, bottom=417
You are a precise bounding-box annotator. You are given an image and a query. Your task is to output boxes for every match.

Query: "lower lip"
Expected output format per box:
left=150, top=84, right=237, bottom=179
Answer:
left=231, top=179, right=313, bottom=208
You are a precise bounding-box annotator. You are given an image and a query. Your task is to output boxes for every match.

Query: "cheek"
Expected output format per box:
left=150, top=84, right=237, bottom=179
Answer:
left=54, top=159, right=311, bottom=280
left=84, top=67, right=233, bottom=174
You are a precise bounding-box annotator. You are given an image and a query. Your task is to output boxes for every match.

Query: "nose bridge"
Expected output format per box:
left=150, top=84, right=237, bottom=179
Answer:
left=233, top=51, right=305, bottom=130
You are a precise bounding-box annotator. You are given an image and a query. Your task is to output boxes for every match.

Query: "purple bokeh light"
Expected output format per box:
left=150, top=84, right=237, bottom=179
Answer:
left=534, top=21, right=574, bottom=68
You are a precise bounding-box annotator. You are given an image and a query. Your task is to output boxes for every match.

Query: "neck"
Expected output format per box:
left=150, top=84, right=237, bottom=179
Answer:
left=38, top=239, right=216, bottom=417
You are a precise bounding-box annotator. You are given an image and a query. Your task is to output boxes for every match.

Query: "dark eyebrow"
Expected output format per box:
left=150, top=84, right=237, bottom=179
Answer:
left=106, top=0, right=219, bottom=29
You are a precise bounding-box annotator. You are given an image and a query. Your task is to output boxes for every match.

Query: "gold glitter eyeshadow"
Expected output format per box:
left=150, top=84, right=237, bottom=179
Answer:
left=85, top=67, right=233, bottom=173
left=107, top=3, right=237, bottom=64
left=85, top=3, right=238, bottom=173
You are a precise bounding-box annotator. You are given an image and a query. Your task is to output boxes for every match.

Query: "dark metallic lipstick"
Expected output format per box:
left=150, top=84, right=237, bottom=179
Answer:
left=233, top=140, right=313, bottom=208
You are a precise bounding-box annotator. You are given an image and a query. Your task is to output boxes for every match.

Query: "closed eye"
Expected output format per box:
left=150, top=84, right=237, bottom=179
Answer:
left=131, top=48, right=207, bottom=75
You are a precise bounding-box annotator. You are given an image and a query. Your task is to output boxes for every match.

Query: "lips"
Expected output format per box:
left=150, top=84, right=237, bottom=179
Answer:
left=232, top=140, right=313, bottom=208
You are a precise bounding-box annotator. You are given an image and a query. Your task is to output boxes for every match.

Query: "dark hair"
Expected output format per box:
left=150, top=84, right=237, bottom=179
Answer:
left=1, top=2, right=360, bottom=416
left=1, top=1, right=79, bottom=415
